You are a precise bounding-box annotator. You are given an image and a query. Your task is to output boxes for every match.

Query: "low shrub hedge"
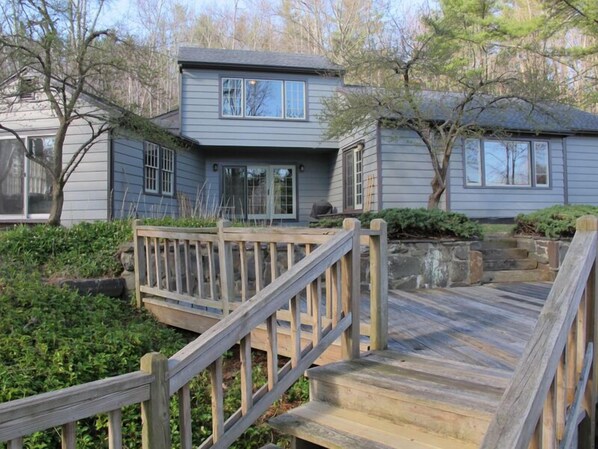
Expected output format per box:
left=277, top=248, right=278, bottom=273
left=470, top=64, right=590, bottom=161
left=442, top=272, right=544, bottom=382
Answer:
left=515, top=205, right=598, bottom=238
left=311, top=208, right=483, bottom=240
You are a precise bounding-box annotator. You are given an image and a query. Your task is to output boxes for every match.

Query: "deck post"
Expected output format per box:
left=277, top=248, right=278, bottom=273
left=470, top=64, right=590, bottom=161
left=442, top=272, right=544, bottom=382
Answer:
left=133, top=219, right=147, bottom=308
left=341, top=218, right=361, bottom=360
left=369, top=219, right=388, bottom=351
left=140, top=352, right=170, bottom=449
left=217, top=220, right=233, bottom=315
left=577, top=215, right=598, bottom=449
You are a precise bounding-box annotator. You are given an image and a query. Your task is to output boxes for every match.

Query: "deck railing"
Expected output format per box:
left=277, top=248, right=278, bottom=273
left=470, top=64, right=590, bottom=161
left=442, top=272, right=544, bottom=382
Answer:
left=0, top=218, right=385, bottom=448
left=480, top=215, right=598, bottom=449
left=133, top=219, right=388, bottom=351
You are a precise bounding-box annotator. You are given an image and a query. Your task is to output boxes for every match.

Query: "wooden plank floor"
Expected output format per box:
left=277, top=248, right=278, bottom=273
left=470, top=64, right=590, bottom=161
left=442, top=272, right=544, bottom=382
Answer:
left=371, top=282, right=552, bottom=372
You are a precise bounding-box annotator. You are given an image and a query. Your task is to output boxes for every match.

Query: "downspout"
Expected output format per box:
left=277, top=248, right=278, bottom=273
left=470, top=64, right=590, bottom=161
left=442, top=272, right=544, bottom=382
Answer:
left=376, top=121, right=383, bottom=211
left=107, top=129, right=114, bottom=221
left=562, top=137, right=569, bottom=205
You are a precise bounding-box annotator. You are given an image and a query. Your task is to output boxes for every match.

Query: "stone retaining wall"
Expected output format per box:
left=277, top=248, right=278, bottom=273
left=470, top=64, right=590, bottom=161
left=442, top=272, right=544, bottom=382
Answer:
left=515, top=236, right=571, bottom=274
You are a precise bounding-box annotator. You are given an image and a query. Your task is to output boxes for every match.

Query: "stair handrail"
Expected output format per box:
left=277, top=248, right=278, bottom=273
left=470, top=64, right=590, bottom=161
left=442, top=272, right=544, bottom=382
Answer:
left=142, top=218, right=363, bottom=449
left=480, top=215, right=598, bottom=449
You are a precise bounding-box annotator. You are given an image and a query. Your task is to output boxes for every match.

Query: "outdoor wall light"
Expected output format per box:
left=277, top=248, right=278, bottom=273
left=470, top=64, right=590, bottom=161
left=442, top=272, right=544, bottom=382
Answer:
left=212, top=163, right=219, bottom=172
left=299, top=164, right=305, bottom=172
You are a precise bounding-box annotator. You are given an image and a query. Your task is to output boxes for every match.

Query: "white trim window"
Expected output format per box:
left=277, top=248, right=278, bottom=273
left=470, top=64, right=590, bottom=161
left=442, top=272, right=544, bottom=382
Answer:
left=221, top=77, right=306, bottom=120
left=464, top=139, right=550, bottom=188
left=343, top=143, right=364, bottom=210
left=144, top=142, right=175, bottom=196
left=222, top=164, right=297, bottom=219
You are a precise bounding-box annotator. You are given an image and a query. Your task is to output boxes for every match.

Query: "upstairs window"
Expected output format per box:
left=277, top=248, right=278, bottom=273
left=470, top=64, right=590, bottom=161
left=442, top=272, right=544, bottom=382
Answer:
left=144, top=142, right=175, bottom=196
left=221, top=77, right=305, bottom=120
left=464, top=139, right=549, bottom=188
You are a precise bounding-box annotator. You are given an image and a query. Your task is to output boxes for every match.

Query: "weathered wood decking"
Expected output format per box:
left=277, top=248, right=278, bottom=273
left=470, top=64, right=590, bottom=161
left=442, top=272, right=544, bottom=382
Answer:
left=380, top=282, right=551, bottom=371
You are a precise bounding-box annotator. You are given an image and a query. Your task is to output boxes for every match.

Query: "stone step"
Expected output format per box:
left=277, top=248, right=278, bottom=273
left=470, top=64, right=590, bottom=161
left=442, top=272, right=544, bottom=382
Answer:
left=304, top=351, right=509, bottom=444
left=269, top=402, right=477, bottom=449
left=483, top=258, right=538, bottom=271
left=480, top=248, right=528, bottom=260
left=482, top=269, right=554, bottom=284
left=478, top=239, right=519, bottom=250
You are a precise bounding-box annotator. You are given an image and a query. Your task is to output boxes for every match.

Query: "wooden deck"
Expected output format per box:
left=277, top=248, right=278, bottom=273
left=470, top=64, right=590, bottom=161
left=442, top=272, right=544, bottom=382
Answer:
left=377, top=282, right=551, bottom=371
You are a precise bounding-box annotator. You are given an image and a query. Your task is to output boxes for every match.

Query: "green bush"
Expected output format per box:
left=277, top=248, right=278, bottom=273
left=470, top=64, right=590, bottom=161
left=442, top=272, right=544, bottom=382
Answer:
left=515, top=205, right=598, bottom=238
left=311, top=208, right=483, bottom=240
left=0, top=221, right=132, bottom=278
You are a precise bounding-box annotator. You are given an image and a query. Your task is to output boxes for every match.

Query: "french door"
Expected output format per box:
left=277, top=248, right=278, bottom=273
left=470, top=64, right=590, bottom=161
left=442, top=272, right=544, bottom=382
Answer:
left=222, top=165, right=296, bottom=220
left=0, top=137, right=53, bottom=219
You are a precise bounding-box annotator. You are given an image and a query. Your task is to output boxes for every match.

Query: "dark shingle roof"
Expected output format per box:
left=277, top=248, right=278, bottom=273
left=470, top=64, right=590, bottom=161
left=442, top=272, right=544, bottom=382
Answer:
left=343, top=87, right=598, bottom=134
left=178, top=46, right=344, bottom=75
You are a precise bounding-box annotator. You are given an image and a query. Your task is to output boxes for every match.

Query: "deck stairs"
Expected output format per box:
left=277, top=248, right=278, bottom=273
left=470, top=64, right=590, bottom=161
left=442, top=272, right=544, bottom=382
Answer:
left=269, top=350, right=512, bottom=449
left=478, top=238, right=553, bottom=284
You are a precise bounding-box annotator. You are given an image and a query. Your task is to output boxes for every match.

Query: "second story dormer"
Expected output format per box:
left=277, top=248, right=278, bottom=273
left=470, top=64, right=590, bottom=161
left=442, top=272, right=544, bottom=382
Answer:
left=178, top=47, right=344, bottom=149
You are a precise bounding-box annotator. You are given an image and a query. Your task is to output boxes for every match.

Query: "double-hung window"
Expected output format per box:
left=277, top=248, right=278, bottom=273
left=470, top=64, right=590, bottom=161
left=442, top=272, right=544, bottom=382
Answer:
left=464, top=139, right=549, bottom=188
left=343, top=143, right=364, bottom=210
left=221, top=77, right=306, bottom=120
left=144, top=142, right=175, bottom=196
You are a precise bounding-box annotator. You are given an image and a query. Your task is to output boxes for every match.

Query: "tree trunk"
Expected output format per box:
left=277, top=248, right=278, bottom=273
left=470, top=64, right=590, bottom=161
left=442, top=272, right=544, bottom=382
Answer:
left=48, top=180, right=64, bottom=226
left=428, top=174, right=446, bottom=210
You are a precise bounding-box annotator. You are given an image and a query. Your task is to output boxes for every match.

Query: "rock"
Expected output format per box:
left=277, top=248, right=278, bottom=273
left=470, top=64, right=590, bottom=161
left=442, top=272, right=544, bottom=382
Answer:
left=469, top=250, right=483, bottom=284
left=388, top=256, right=421, bottom=279
left=120, top=251, right=135, bottom=272
left=450, top=261, right=469, bottom=284
left=121, top=270, right=136, bottom=295
left=389, top=275, right=418, bottom=291
left=453, top=245, right=469, bottom=261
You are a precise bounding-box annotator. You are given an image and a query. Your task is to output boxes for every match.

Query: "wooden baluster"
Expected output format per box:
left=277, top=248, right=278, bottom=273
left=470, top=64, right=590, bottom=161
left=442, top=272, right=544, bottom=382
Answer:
left=566, top=324, right=577, bottom=405
left=239, top=243, right=248, bottom=301
left=174, top=239, right=183, bottom=294
left=287, top=243, right=294, bottom=271
left=331, top=262, right=341, bottom=327
left=577, top=294, right=587, bottom=378
left=529, top=419, right=541, bottom=449
left=207, top=241, right=217, bottom=301
left=164, top=240, right=171, bottom=291
left=267, top=315, right=278, bottom=390
left=61, top=422, right=76, bottom=449
left=217, top=221, right=233, bottom=314
left=195, top=242, right=205, bottom=299
left=270, top=242, right=278, bottom=285
left=240, top=334, right=253, bottom=415
left=325, top=267, right=332, bottom=319
left=290, top=294, right=301, bottom=369
left=311, top=279, right=322, bottom=344
left=538, top=380, right=557, bottom=449
left=210, top=357, right=224, bottom=443
left=7, top=438, right=23, bottom=449
left=254, top=242, right=263, bottom=293
left=305, top=244, right=313, bottom=315
left=108, top=409, right=123, bottom=449
left=184, top=240, right=192, bottom=295
left=555, top=353, right=566, bottom=441
left=178, top=384, right=192, bottom=449
left=341, top=218, right=361, bottom=360
left=154, top=238, right=161, bottom=289
left=144, top=236, right=152, bottom=288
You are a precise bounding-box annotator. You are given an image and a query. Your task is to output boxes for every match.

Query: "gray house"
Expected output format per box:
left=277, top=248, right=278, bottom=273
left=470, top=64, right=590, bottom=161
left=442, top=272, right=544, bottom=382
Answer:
left=0, top=74, right=203, bottom=225
left=3, top=48, right=598, bottom=226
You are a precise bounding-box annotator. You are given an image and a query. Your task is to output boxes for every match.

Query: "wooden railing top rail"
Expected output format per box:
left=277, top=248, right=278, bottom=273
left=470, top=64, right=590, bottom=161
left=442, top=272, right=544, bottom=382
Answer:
left=0, top=371, right=152, bottom=442
left=480, top=216, right=598, bottom=449
left=167, top=228, right=354, bottom=393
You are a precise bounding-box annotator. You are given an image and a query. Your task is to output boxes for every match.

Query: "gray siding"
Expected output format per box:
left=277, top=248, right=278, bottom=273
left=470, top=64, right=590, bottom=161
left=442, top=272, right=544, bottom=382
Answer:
left=565, top=136, right=598, bottom=205
left=112, top=135, right=204, bottom=219
left=379, top=128, right=435, bottom=209
left=180, top=69, right=339, bottom=148
left=203, top=148, right=334, bottom=225
left=450, top=137, right=565, bottom=218
left=330, top=124, right=378, bottom=212
left=0, top=97, right=110, bottom=225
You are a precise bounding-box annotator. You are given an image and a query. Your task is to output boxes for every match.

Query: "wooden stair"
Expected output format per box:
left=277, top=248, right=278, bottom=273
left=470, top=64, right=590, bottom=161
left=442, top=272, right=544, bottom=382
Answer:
left=269, top=350, right=512, bottom=449
left=478, top=239, right=553, bottom=284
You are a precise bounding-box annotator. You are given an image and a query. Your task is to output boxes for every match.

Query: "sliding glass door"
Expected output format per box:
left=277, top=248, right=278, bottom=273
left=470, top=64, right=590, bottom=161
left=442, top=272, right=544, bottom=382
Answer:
left=222, top=165, right=296, bottom=220
left=0, top=137, right=53, bottom=219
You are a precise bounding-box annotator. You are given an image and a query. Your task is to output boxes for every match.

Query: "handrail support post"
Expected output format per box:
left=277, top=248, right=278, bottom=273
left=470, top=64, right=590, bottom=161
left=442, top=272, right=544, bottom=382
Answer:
left=133, top=219, right=146, bottom=308
left=217, top=219, right=233, bottom=315
left=140, top=352, right=170, bottom=449
left=369, top=219, right=388, bottom=351
left=341, top=218, right=361, bottom=360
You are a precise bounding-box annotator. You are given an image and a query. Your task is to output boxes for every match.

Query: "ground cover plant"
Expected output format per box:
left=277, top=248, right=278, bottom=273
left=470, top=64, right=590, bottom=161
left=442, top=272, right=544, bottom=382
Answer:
left=0, top=219, right=307, bottom=448
left=515, top=205, right=598, bottom=238
left=311, top=208, right=483, bottom=240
